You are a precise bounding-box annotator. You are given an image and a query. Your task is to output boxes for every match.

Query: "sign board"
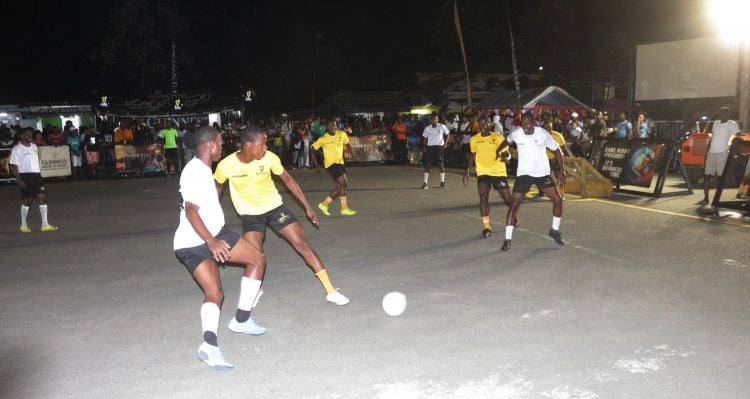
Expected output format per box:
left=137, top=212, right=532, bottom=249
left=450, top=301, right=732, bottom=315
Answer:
left=115, top=144, right=167, bottom=176
left=0, top=148, right=13, bottom=182
left=39, top=146, right=72, bottom=178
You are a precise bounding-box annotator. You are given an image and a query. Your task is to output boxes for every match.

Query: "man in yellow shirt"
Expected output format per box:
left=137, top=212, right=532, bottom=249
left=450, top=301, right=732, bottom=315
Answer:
left=462, top=117, right=515, bottom=239
left=311, top=120, right=356, bottom=216
left=214, top=125, right=350, bottom=308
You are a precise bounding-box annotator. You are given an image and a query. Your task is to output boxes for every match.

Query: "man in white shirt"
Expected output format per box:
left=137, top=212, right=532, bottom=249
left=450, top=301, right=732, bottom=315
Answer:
left=9, top=128, right=58, bottom=233
left=173, top=126, right=267, bottom=371
left=697, top=106, right=741, bottom=206
left=421, top=114, right=450, bottom=189
left=502, top=112, right=566, bottom=251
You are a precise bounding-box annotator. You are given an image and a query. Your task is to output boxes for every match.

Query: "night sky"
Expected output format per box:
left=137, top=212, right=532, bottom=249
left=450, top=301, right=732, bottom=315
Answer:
left=1, top=0, right=712, bottom=112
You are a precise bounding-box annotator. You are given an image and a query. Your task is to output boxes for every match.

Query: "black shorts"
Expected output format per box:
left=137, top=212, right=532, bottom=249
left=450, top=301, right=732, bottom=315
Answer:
left=165, top=148, right=179, bottom=161
left=18, top=173, right=45, bottom=198
left=241, top=204, right=299, bottom=234
left=423, top=146, right=444, bottom=165
left=174, top=228, right=240, bottom=274
left=325, top=164, right=346, bottom=180
left=477, top=175, right=509, bottom=191
left=512, top=175, right=556, bottom=194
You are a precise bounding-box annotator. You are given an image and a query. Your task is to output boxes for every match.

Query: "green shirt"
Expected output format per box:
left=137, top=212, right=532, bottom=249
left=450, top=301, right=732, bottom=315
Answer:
left=159, top=128, right=179, bottom=149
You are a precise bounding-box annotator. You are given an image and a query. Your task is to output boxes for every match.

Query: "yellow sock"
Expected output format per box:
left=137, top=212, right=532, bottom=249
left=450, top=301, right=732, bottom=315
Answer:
left=482, top=216, right=491, bottom=230
left=322, top=197, right=333, bottom=206
left=314, top=269, right=335, bottom=294
left=340, top=196, right=349, bottom=209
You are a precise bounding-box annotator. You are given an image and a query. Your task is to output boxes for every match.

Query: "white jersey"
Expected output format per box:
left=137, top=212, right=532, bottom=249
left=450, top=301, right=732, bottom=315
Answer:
left=507, top=126, right=560, bottom=177
left=173, top=158, right=226, bottom=250
left=9, top=142, right=40, bottom=173
left=709, top=120, right=740, bottom=153
left=422, top=123, right=449, bottom=146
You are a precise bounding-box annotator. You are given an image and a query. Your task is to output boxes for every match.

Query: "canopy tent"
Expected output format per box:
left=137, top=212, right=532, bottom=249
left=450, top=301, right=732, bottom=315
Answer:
left=475, top=85, right=590, bottom=119
left=317, top=92, right=409, bottom=115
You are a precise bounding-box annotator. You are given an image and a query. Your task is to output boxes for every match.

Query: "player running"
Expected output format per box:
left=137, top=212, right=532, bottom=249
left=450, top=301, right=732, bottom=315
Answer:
left=311, top=120, right=357, bottom=216
left=502, top=112, right=566, bottom=251
left=214, top=125, right=350, bottom=306
left=462, top=117, right=515, bottom=239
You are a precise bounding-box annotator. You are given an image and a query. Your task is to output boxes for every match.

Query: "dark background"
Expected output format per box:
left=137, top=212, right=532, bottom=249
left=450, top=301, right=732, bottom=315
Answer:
left=1, top=0, right=711, bottom=112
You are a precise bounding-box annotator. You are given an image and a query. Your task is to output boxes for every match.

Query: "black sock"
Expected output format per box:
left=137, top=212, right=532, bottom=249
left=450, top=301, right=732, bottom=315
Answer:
left=203, top=331, right=218, bottom=347
left=235, top=309, right=251, bottom=323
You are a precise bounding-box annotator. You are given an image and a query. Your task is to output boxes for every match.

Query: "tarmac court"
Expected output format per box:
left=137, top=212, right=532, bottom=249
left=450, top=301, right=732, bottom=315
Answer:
left=1, top=165, right=748, bottom=398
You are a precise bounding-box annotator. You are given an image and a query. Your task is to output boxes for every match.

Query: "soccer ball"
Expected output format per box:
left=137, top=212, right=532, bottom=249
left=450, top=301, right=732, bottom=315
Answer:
left=382, top=292, right=407, bottom=316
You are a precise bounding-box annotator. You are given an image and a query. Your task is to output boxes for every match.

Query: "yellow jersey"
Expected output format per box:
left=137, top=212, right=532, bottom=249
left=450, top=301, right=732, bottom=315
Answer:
left=311, top=130, right=349, bottom=168
left=547, top=130, right=565, bottom=160
left=214, top=151, right=285, bottom=215
left=469, top=132, right=507, bottom=177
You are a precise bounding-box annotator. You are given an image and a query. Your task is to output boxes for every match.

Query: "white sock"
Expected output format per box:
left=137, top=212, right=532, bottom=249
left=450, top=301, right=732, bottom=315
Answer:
left=440, top=173, right=445, bottom=183
left=238, top=277, right=262, bottom=311
left=552, top=216, right=561, bottom=230
left=39, top=204, right=49, bottom=226
left=423, top=173, right=429, bottom=184
left=505, top=225, right=514, bottom=240
left=21, top=205, right=29, bottom=225
left=200, top=302, right=220, bottom=336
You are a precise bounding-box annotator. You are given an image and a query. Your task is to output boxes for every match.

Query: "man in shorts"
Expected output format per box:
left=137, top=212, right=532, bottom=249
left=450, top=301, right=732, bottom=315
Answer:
left=174, top=126, right=267, bottom=371
left=214, top=125, right=350, bottom=306
left=9, top=127, right=58, bottom=233
left=502, top=112, right=566, bottom=251
left=311, top=120, right=357, bottom=216
left=462, top=117, right=515, bottom=239
left=696, top=106, right=740, bottom=206
left=420, top=114, right=450, bottom=189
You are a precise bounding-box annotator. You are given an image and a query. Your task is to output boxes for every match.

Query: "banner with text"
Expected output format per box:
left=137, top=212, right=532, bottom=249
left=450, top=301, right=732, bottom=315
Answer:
left=0, top=148, right=12, bottom=181
left=39, top=145, right=72, bottom=178
left=115, top=144, right=167, bottom=175
left=344, top=135, right=392, bottom=163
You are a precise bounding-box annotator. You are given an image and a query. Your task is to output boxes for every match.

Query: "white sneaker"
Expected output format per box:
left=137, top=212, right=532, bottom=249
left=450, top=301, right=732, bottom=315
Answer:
left=228, top=317, right=266, bottom=335
left=197, top=342, right=234, bottom=371
left=326, top=289, right=350, bottom=305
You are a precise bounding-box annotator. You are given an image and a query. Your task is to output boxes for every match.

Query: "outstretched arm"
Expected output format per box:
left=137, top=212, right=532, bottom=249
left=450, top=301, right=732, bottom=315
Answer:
left=279, top=170, right=319, bottom=228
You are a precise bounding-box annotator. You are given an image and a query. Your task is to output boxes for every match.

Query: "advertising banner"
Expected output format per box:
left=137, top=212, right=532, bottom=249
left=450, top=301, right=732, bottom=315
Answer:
left=591, top=139, right=631, bottom=182
left=345, top=134, right=392, bottom=163
left=39, top=145, right=72, bottom=178
left=115, top=144, right=167, bottom=175
left=736, top=157, right=750, bottom=199
left=622, top=143, right=666, bottom=187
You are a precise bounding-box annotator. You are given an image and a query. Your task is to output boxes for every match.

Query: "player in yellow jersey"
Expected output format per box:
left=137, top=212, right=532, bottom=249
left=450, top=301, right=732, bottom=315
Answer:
left=311, top=120, right=357, bottom=216
left=462, top=117, right=516, bottom=239
left=214, top=126, right=350, bottom=308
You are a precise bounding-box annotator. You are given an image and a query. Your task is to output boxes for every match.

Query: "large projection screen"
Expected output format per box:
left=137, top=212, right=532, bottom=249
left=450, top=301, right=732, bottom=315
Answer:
left=635, top=37, right=740, bottom=101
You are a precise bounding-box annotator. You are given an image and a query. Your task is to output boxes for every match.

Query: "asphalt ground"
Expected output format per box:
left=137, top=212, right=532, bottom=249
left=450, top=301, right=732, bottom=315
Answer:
left=1, top=165, right=748, bottom=398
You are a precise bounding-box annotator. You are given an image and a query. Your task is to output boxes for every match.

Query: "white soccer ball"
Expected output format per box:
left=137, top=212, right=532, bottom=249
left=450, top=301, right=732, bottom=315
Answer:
left=382, top=292, right=407, bottom=316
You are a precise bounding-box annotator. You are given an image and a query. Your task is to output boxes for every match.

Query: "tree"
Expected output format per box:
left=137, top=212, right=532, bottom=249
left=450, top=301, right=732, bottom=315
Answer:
left=91, top=0, right=190, bottom=96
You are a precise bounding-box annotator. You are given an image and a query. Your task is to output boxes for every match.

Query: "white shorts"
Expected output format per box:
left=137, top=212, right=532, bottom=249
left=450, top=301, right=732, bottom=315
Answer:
left=71, top=154, right=83, bottom=167
left=704, top=151, right=729, bottom=176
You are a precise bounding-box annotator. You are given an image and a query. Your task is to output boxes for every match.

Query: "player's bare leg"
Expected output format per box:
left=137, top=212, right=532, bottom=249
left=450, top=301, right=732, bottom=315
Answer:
left=541, top=185, right=564, bottom=245
left=502, top=192, right=524, bottom=251
left=192, top=259, right=233, bottom=370
left=278, top=222, right=349, bottom=305
left=227, top=237, right=267, bottom=336
left=477, top=182, right=492, bottom=238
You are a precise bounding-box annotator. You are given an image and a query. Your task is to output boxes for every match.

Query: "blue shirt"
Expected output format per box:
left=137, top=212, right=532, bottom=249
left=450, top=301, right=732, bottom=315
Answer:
left=616, top=121, right=632, bottom=138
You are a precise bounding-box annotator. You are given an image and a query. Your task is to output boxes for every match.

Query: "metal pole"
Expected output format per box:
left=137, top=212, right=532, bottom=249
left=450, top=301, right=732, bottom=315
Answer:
left=739, top=43, right=750, bottom=130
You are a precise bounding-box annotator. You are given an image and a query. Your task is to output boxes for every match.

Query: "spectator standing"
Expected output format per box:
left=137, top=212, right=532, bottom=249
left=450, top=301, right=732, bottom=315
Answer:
left=391, top=117, right=408, bottom=164
left=636, top=113, right=649, bottom=138
left=615, top=112, right=633, bottom=139
left=696, top=106, right=740, bottom=206
left=158, top=121, right=181, bottom=177
left=83, top=127, right=101, bottom=179
left=66, top=127, right=84, bottom=179
left=180, top=124, right=197, bottom=167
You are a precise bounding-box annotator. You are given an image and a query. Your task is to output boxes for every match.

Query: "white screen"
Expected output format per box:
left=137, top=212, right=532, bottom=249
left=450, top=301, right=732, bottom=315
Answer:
left=635, top=36, right=740, bottom=101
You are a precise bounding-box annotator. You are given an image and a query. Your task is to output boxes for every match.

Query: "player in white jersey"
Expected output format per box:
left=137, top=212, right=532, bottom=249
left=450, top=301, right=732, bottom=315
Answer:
left=173, top=126, right=267, bottom=371
left=9, top=128, right=58, bottom=233
left=502, top=112, right=566, bottom=251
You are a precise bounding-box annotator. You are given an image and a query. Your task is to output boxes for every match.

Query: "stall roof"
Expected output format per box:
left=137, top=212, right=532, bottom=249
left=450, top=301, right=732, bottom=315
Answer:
left=475, top=86, right=589, bottom=110
left=317, top=92, right=409, bottom=114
